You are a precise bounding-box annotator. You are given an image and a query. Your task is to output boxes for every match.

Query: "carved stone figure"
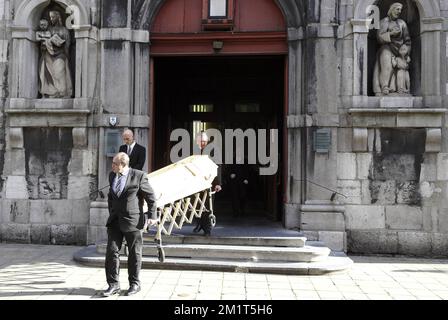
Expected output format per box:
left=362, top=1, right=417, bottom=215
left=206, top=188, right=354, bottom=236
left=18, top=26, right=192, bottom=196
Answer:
left=391, top=44, right=411, bottom=94
left=38, top=10, right=73, bottom=98
left=372, top=3, right=411, bottom=96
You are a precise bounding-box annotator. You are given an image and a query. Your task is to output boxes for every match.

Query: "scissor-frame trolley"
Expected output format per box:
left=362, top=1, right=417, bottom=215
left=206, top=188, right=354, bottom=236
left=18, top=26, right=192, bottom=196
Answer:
left=146, top=155, right=218, bottom=262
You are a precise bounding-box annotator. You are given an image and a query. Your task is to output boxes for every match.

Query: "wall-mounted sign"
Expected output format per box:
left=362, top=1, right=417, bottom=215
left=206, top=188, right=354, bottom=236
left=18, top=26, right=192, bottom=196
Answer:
left=314, top=128, right=331, bottom=153
left=106, top=129, right=121, bottom=157
left=109, top=116, right=118, bottom=126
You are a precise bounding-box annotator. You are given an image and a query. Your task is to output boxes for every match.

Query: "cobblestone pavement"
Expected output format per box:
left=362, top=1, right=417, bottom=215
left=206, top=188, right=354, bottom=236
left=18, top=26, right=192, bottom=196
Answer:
left=0, top=243, right=448, bottom=300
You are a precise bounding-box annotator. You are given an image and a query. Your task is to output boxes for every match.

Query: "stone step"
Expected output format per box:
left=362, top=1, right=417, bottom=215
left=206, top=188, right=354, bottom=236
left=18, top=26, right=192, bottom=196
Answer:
left=142, top=234, right=307, bottom=247
left=75, top=245, right=353, bottom=275
left=96, top=242, right=330, bottom=262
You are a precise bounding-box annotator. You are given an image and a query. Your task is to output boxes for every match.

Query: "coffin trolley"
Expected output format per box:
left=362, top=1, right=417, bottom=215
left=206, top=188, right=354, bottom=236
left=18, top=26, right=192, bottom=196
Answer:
left=144, top=155, right=218, bottom=262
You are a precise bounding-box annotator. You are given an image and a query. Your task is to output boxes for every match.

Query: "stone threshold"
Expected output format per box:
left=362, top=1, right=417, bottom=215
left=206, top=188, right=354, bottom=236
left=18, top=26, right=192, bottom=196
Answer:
left=74, top=245, right=353, bottom=275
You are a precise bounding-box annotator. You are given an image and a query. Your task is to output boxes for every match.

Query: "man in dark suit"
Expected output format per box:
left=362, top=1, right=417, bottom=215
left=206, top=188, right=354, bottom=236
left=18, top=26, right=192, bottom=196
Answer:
left=103, top=152, right=157, bottom=297
left=119, top=129, right=146, bottom=170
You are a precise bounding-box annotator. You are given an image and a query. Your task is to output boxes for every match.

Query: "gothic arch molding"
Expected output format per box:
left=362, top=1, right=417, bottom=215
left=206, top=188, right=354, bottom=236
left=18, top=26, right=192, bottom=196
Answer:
left=14, top=0, right=90, bottom=27
left=134, top=0, right=304, bottom=30
left=354, top=0, right=441, bottom=20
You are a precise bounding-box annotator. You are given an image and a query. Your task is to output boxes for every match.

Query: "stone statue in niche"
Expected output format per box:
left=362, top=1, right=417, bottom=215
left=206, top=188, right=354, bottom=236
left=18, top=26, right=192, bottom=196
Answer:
left=373, top=2, right=412, bottom=96
left=37, top=10, right=73, bottom=98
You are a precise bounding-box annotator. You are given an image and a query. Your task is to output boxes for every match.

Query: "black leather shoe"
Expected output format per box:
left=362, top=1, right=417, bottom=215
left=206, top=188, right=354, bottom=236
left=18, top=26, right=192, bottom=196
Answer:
left=103, top=285, right=120, bottom=297
left=126, top=284, right=141, bottom=296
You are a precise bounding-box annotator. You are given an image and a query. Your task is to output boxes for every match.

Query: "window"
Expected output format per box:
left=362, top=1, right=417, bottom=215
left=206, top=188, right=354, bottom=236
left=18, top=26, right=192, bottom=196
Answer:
left=209, top=0, right=227, bottom=18
left=202, top=0, right=234, bottom=30
left=189, top=104, right=214, bottom=113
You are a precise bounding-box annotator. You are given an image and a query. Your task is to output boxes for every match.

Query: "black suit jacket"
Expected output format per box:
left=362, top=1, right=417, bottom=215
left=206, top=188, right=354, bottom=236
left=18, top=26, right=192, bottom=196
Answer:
left=119, top=143, right=146, bottom=170
left=107, top=168, right=156, bottom=232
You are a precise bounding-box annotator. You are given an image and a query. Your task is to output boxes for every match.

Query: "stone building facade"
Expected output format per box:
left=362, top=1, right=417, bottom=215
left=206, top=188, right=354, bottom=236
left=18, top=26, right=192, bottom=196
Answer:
left=0, top=0, right=447, bottom=257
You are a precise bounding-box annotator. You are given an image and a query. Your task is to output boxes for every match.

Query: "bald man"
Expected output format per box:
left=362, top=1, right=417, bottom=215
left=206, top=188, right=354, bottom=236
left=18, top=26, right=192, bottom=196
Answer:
left=119, top=129, right=146, bottom=170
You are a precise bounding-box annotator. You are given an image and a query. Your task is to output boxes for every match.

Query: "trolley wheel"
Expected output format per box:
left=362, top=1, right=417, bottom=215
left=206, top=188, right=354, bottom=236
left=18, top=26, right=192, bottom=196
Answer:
left=158, top=248, right=165, bottom=263
left=209, top=214, right=216, bottom=228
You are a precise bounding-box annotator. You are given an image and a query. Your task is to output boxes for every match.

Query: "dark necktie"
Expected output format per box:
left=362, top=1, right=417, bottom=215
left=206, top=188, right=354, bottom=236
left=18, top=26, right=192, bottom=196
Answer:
left=114, top=173, right=124, bottom=196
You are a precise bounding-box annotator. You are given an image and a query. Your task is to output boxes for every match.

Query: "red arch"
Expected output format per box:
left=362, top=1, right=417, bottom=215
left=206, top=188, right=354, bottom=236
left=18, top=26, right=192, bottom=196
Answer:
left=150, top=0, right=287, bottom=55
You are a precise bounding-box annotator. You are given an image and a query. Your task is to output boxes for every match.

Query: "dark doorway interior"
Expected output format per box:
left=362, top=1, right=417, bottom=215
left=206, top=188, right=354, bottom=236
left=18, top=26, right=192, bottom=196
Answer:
left=153, top=56, right=284, bottom=221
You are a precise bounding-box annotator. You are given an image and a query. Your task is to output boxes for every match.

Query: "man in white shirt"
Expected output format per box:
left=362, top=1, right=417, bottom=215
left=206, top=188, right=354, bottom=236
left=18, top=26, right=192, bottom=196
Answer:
left=119, top=129, right=146, bottom=170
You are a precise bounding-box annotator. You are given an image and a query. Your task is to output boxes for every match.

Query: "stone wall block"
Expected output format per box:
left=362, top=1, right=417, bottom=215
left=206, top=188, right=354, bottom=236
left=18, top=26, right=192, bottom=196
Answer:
left=337, top=128, right=353, bottom=152
left=360, top=180, right=372, bottom=204
left=50, top=225, right=86, bottom=245
left=89, top=207, right=109, bottom=226
left=30, top=225, right=51, bottom=244
left=397, top=114, right=442, bottom=128
left=420, top=181, right=444, bottom=205
left=30, top=200, right=73, bottom=224
left=352, top=128, right=368, bottom=152
left=345, top=205, right=385, bottom=229
left=337, top=180, right=361, bottom=204
left=396, top=181, right=421, bottom=205
left=438, top=208, right=448, bottom=233
left=337, top=153, right=357, bottom=180
left=67, top=176, right=92, bottom=199
left=420, top=154, right=437, bottom=181
left=378, top=231, right=399, bottom=254
left=72, top=128, right=88, bottom=148
left=425, top=128, right=442, bottom=153
left=422, top=206, right=439, bottom=232
left=1, top=200, right=30, bottom=224
left=431, top=233, right=448, bottom=257
left=348, top=230, right=399, bottom=254
left=27, top=153, right=45, bottom=175
left=5, top=176, right=29, bottom=199
left=318, top=231, right=346, bottom=251
left=38, top=177, right=62, bottom=199
left=347, top=230, right=380, bottom=253
left=301, top=212, right=345, bottom=231
left=71, top=200, right=91, bottom=224
left=68, top=150, right=96, bottom=176
left=0, top=224, right=30, bottom=243
left=356, top=153, right=372, bottom=179
left=437, top=153, right=448, bottom=180
left=68, top=149, right=83, bottom=174
left=385, top=206, right=423, bottom=230
left=369, top=180, right=396, bottom=205
left=9, top=128, right=23, bottom=149
left=5, top=150, right=26, bottom=175
left=397, top=232, right=431, bottom=256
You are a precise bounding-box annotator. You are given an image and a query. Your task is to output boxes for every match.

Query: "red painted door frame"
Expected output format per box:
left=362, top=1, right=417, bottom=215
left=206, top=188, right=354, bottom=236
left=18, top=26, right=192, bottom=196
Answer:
left=148, top=0, right=290, bottom=217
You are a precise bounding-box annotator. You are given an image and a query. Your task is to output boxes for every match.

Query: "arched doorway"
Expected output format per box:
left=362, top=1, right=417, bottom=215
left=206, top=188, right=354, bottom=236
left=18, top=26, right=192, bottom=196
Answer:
left=149, top=0, right=287, bottom=222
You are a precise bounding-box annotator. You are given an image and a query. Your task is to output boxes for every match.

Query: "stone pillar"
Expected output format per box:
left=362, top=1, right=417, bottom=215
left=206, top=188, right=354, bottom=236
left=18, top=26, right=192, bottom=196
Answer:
left=284, top=27, right=304, bottom=228
left=74, top=25, right=99, bottom=104
left=10, top=28, right=39, bottom=99
left=421, top=17, right=444, bottom=108
left=88, top=0, right=151, bottom=244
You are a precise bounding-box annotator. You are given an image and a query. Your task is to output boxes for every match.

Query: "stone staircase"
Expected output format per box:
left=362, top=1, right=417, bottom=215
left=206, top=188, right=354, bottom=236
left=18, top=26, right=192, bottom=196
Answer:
left=74, top=221, right=353, bottom=275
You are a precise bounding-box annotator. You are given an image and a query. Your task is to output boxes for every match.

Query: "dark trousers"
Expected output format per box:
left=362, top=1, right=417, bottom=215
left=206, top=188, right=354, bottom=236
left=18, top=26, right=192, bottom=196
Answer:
left=105, top=226, right=143, bottom=287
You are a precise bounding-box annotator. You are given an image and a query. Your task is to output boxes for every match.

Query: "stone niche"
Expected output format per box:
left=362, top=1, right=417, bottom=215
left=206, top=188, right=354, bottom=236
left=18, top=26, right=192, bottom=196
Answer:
left=351, top=0, right=442, bottom=108
left=369, top=128, right=426, bottom=206
left=10, top=0, right=94, bottom=106
left=367, top=0, right=421, bottom=97
left=36, top=3, right=75, bottom=99
left=24, top=128, right=73, bottom=199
